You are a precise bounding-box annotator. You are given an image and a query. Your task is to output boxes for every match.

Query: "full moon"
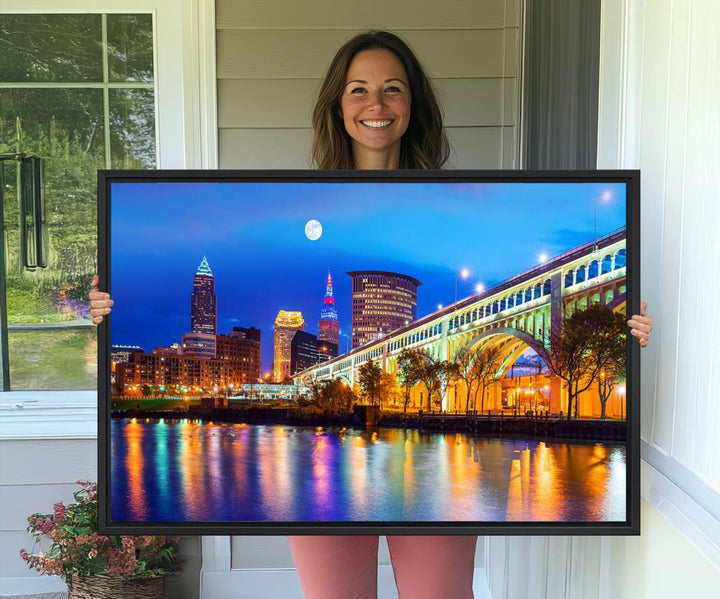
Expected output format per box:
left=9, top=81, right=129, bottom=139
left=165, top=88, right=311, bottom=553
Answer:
left=305, top=219, right=323, bottom=241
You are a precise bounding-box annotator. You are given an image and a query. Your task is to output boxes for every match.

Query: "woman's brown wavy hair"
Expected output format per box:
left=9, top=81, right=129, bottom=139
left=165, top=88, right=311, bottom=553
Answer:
left=311, top=31, right=449, bottom=170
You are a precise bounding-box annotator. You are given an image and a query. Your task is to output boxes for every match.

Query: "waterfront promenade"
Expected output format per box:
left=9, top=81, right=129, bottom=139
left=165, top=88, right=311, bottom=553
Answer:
left=111, top=404, right=626, bottom=441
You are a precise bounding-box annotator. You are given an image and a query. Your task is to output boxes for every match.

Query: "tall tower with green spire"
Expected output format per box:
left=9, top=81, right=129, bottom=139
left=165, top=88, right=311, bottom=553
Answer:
left=190, top=256, right=216, bottom=335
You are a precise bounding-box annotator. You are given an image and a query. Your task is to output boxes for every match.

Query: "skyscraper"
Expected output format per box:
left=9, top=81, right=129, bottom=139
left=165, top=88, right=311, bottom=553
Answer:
left=217, top=334, right=262, bottom=383
left=190, top=256, right=217, bottom=335
left=291, top=330, right=319, bottom=375
left=318, top=268, right=340, bottom=348
left=273, top=310, right=305, bottom=382
left=347, top=270, right=421, bottom=349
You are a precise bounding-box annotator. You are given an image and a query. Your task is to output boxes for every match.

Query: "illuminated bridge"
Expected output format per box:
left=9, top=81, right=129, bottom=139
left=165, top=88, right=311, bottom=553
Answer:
left=294, top=229, right=627, bottom=411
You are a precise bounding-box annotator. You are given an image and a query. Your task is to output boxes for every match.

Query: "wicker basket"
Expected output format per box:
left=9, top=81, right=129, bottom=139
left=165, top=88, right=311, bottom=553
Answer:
left=67, top=575, right=164, bottom=599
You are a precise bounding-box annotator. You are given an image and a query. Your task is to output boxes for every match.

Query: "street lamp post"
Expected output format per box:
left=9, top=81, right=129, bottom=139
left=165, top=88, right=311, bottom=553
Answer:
left=618, top=384, right=626, bottom=420
left=594, top=190, right=612, bottom=251
left=454, top=268, right=470, bottom=303
left=340, top=332, right=351, bottom=354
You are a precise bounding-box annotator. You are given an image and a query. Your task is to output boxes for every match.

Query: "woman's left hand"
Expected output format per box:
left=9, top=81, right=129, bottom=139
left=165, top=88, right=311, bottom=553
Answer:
left=627, top=301, right=652, bottom=347
left=89, top=274, right=113, bottom=324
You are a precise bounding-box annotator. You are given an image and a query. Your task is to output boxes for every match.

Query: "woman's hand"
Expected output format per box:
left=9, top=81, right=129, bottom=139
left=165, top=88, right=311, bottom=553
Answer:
left=627, top=301, right=652, bottom=348
left=89, top=274, right=114, bottom=324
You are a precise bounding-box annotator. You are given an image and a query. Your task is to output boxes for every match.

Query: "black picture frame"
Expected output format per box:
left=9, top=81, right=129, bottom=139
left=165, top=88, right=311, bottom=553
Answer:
left=98, top=169, right=640, bottom=536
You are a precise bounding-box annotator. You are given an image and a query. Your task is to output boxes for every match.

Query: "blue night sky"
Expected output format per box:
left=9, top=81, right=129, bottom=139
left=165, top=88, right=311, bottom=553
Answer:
left=110, top=180, right=626, bottom=373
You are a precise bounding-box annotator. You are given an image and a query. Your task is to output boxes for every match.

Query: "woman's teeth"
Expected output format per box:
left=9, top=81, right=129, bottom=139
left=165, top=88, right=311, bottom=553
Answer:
left=362, top=120, right=392, bottom=128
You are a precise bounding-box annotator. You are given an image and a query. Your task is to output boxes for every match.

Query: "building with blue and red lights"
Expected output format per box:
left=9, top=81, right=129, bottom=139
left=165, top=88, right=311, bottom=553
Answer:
left=318, top=268, right=340, bottom=348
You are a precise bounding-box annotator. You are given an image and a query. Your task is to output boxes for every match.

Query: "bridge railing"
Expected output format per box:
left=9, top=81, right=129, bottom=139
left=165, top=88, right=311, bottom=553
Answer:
left=453, top=227, right=626, bottom=311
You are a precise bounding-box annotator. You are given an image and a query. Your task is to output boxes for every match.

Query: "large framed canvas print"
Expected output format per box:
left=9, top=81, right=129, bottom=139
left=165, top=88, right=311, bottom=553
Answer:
left=98, top=170, right=640, bottom=535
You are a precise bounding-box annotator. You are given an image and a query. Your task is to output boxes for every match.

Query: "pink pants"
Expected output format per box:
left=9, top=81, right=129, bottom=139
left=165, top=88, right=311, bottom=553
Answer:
left=287, top=535, right=477, bottom=599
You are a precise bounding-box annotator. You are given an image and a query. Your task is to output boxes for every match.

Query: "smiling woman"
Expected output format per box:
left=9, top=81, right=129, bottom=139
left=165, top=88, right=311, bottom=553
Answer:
left=311, top=30, right=448, bottom=171
left=339, top=48, right=412, bottom=169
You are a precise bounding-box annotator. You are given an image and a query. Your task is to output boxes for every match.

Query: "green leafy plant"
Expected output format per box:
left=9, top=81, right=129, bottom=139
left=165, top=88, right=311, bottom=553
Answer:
left=20, top=481, right=182, bottom=583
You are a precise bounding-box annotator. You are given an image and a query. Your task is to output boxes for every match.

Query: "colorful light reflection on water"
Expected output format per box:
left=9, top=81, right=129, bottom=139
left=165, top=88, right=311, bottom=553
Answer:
left=111, top=419, right=626, bottom=522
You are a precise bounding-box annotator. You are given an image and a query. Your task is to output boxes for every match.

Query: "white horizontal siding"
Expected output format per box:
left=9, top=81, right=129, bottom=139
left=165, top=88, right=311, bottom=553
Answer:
left=217, top=29, right=515, bottom=80
left=216, top=2, right=521, bottom=172
left=216, top=0, right=517, bottom=30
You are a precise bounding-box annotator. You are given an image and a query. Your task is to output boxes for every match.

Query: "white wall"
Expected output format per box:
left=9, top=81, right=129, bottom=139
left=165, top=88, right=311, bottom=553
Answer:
left=485, top=0, right=720, bottom=596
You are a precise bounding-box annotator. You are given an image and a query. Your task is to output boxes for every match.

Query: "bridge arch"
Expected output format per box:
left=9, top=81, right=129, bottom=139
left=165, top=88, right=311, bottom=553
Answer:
left=457, top=326, right=549, bottom=378
left=614, top=248, right=626, bottom=268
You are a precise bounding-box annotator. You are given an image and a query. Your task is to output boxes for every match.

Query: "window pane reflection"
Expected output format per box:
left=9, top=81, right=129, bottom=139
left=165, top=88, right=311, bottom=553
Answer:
left=107, top=14, right=154, bottom=83
left=0, top=15, right=102, bottom=82
left=8, top=329, right=97, bottom=390
left=109, top=89, right=156, bottom=169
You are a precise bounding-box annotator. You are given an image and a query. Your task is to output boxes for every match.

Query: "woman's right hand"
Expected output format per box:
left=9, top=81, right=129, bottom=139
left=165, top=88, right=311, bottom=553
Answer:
left=89, top=274, right=114, bottom=324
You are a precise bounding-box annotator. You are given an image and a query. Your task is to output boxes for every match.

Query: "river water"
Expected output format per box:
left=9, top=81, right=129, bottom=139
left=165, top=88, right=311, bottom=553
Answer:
left=110, top=418, right=626, bottom=523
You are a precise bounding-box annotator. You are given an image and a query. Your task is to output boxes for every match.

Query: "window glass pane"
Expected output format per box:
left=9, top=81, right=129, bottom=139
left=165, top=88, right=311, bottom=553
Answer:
left=2, top=89, right=103, bottom=389
left=0, top=14, right=102, bottom=82
left=109, top=89, right=156, bottom=168
left=107, top=14, right=154, bottom=83
left=8, top=329, right=97, bottom=390
left=1, top=14, right=156, bottom=391
left=0, top=89, right=106, bottom=161
left=1, top=88, right=104, bottom=279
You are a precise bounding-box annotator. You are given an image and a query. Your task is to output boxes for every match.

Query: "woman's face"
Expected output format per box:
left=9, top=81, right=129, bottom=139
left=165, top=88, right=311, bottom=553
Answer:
left=340, top=49, right=411, bottom=167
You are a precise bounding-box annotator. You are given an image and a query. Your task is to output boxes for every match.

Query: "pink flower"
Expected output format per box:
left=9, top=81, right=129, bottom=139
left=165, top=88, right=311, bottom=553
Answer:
left=34, top=518, right=53, bottom=535
left=107, top=548, right=137, bottom=576
left=121, top=537, right=135, bottom=550
left=43, top=556, right=64, bottom=576
left=53, top=502, right=66, bottom=522
left=21, top=482, right=181, bottom=580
